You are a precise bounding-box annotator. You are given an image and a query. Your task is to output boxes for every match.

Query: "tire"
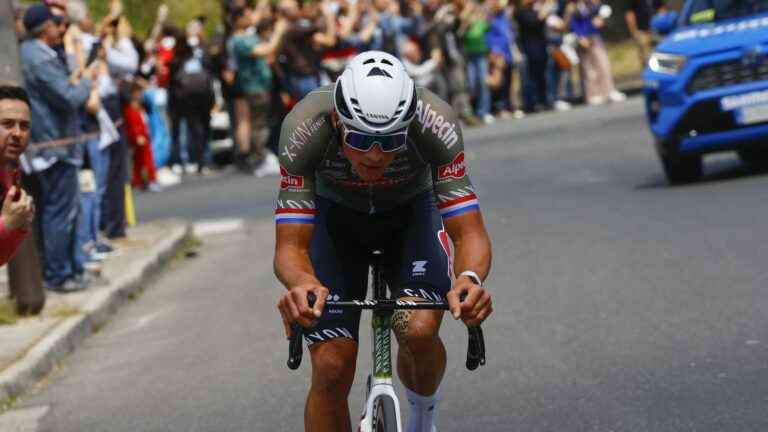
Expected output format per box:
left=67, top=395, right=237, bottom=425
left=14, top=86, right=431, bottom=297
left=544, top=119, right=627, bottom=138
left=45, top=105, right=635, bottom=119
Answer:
left=372, top=396, right=399, bottom=432
left=656, top=140, right=702, bottom=184
left=738, top=148, right=768, bottom=167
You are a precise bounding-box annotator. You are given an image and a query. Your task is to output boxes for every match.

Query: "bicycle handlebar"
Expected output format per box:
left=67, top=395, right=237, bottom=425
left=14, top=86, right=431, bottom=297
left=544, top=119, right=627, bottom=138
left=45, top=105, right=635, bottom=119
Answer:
left=287, top=296, right=486, bottom=371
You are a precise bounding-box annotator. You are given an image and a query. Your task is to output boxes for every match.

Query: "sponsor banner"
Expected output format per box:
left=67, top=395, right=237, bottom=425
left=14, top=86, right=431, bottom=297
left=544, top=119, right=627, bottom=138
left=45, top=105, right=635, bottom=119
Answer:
left=415, top=100, right=460, bottom=149
left=280, top=166, right=305, bottom=190
left=305, top=327, right=354, bottom=345
left=282, top=116, right=327, bottom=162
left=437, top=194, right=480, bottom=219
left=437, top=152, right=466, bottom=180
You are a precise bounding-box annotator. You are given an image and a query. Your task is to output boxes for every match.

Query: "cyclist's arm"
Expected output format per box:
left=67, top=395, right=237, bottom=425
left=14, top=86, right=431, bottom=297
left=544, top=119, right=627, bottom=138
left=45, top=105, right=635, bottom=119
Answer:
left=274, top=223, right=321, bottom=289
left=411, top=87, right=493, bottom=324
left=410, top=87, right=492, bottom=279
left=273, top=94, right=334, bottom=331
left=444, top=211, right=492, bottom=284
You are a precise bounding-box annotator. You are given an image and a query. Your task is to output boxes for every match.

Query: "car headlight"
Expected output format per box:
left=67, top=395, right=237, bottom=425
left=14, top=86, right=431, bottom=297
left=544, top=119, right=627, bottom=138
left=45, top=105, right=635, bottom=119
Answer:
left=648, top=52, right=687, bottom=75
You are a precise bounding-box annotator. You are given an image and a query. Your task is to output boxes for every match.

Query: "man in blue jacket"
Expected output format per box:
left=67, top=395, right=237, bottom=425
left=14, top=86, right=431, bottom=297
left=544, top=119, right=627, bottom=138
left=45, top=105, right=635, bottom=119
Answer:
left=20, top=4, right=95, bottom=292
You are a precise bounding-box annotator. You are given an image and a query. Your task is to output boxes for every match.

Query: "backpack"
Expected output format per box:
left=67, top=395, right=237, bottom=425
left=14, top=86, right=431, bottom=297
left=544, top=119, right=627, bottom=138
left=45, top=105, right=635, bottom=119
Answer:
left=176, top=58, right=214, bottom=110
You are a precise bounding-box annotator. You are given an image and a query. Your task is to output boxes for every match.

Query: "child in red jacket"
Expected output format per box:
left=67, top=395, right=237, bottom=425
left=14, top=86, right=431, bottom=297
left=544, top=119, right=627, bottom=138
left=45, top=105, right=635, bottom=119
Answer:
left=123, top=81, right=161, bottom=192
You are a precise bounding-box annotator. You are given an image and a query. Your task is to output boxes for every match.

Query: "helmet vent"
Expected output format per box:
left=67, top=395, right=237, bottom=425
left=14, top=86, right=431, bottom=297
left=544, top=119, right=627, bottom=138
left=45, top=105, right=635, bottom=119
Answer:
left=363, top=58, right=376, bottom=65
left=403, top=87, right=418, bottom=122
left=367, top=67, right=393, bottom=78
left=361, top=116, right=392, bottom=127
left=334, top=84, right=353, bottom=120
left=381, top=59, right=393, bottom=66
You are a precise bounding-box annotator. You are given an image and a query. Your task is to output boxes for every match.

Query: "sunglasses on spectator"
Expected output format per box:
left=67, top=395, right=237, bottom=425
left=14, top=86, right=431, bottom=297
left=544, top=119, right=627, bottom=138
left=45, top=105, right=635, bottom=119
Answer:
left=343, top=128, right=408, bottom=153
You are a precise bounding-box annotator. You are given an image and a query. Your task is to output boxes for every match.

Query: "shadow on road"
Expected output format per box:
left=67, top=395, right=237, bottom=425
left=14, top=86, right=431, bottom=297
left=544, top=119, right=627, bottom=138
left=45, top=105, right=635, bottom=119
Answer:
left=635, top=157, right=768, bottom=190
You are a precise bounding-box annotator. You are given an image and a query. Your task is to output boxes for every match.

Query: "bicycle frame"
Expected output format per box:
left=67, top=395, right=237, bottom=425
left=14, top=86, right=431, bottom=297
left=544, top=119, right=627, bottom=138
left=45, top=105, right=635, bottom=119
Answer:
left=359, top=251, right=401, bottom=432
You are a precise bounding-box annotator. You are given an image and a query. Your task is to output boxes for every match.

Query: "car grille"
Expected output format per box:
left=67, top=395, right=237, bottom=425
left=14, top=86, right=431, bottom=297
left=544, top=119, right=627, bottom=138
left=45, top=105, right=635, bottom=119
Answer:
left=672, top=99, right=768, bottom=143
left=687, top=60, right=768, bottom=94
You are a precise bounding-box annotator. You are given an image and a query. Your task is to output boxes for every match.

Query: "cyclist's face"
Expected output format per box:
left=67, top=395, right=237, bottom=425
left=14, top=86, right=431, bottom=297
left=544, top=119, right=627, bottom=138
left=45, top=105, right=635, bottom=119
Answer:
left=341, top=129, right=397, bottom=183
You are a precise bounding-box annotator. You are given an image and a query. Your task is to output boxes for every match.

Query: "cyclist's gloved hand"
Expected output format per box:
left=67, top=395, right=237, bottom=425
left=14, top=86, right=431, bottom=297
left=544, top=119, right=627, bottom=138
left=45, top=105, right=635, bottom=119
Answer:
left=447, top=277, right=492, bottom=327
left=277, top=284, right=329, bottom=338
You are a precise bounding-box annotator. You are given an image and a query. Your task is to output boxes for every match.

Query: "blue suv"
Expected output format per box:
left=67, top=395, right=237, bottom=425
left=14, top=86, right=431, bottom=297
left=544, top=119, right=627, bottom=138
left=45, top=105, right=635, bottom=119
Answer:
left=643, top=0, right=768, bottom=183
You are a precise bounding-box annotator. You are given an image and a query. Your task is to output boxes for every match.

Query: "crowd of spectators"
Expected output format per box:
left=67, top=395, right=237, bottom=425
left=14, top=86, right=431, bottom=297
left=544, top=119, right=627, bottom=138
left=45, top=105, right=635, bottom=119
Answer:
left=9, top=0, right=650, bottom=293
left=215, top=0, right=636, bottom=160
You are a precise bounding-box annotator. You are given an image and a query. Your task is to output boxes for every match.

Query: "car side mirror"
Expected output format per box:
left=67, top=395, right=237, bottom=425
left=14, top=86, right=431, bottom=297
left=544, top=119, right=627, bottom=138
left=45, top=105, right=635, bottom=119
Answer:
left=651, top=11, right=680, bottom=35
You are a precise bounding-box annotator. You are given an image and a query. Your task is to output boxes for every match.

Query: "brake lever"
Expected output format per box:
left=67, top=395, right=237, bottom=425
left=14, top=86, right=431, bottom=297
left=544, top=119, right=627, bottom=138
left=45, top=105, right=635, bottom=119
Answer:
left=287, top=324, right=304, bottom=370
left=458, top=293, right=486, bottom=371
left=466, top=326, right=486, bottom=371
left=286, top=293, right=318, bottom=370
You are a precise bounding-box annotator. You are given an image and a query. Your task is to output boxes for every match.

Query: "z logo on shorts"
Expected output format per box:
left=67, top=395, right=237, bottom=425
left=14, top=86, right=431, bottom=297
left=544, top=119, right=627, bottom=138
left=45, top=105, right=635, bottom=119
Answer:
left=412, top=260, right=428, bottom=277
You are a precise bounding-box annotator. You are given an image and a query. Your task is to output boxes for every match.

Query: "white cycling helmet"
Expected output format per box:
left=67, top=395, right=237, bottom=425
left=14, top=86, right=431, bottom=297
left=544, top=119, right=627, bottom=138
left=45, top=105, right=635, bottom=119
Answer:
left=333, top=50, right=418, bottom=135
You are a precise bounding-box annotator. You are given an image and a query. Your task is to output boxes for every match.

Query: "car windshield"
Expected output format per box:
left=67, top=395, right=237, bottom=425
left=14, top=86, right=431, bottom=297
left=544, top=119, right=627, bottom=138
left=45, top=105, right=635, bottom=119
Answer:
left=686, top=0, right=768, bottom=24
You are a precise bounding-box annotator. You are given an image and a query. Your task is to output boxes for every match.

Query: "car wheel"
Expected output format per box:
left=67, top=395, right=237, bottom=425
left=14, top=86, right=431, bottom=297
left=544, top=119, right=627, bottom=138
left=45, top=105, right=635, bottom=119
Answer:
left=656, top=141, right=702, bottom=184
left=737, top=148, right=768, bottom=167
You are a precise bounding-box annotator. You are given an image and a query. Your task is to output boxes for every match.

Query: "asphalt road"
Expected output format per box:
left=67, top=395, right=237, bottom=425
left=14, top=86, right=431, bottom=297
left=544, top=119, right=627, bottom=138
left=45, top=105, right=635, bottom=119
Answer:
left=9, top=97, right=768, bottom=431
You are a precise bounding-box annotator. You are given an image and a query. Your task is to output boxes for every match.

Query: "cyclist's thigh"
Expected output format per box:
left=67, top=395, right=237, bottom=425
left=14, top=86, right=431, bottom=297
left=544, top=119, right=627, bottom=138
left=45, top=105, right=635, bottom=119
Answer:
left=307, top=197, right=369, bottom=346
left=308, top=336, right=359, bottom=373
left=384, top=191, right=452, bottom=303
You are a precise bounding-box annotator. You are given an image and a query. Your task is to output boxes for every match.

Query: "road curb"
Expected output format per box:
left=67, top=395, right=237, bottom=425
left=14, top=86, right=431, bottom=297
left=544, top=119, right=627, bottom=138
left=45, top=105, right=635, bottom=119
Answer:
left=0, top=221, right=192, bottom=405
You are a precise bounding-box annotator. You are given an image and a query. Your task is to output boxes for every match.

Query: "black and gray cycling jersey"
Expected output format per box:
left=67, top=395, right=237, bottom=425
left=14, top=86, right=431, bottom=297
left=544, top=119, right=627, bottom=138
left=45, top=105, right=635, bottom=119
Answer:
left=275, top=85, right=480, bottom=224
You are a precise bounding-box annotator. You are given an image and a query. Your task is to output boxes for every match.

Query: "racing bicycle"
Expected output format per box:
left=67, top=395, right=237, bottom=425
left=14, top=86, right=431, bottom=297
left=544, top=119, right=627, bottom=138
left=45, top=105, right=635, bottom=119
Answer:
left=287, top=251, right=486, bottom=432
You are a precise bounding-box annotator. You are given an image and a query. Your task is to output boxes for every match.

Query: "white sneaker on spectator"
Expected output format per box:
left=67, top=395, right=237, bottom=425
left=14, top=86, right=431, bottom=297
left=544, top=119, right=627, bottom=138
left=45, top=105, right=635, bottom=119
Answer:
left=482, top=114, right=495, bottom=125
left=554, top=100, right=572, bottom=111
left=608, top=90, right=627, bottom=102
left=254, top=153, right=281, bottom=178
left=156, top=167, right=181, bottom=187
left=185, top=163, right=199, bottom=174
left=513, top=110, right=526, bottom=119
left=147, top=182, right=163, bottom=193
left=588, top=96, right=606, bottom=106
left=170, top=164, right=183, bottom=176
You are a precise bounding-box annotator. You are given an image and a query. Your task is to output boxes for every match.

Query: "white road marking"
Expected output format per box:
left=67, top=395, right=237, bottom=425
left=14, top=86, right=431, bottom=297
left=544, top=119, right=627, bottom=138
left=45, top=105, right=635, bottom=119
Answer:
left=193, top=218, right=245, bottom=237
left=559, top=169, right=609, bottom=186
left=110, top=309, right=170, bottom=338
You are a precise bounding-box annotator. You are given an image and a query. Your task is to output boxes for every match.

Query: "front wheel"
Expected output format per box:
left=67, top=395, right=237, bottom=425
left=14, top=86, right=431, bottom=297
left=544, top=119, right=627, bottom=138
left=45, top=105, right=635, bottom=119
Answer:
left=373, top=396, right=399, bottom=432
left=738, top=148, right=768, bottom=167
left=656, top=140, right=702, bottom=184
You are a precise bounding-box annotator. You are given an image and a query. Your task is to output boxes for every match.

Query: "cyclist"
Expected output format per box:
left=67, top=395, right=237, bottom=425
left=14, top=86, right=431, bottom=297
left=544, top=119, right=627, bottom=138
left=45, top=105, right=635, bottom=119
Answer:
left=275, top=50, right=493, bottom=432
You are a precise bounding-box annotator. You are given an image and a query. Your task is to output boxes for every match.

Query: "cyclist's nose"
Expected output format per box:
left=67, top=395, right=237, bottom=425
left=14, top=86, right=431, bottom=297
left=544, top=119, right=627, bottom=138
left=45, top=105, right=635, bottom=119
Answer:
left=365, top=144, right=384, bottom=162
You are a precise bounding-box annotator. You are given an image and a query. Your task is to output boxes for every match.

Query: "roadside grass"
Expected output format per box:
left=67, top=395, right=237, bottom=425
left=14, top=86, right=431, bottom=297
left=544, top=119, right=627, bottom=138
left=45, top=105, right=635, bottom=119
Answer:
left=174, top=236, right=202, bottom=261
left=607, top=39, right=645, bottom=81
left=47, top=305, right=81, bottom=319
left=0, top=299, right=18, bottom=326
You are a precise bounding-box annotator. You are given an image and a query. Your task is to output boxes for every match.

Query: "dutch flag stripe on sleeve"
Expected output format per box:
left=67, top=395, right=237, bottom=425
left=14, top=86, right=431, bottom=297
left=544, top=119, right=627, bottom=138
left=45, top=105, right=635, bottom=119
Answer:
left=438, top=194, right=480, bottom=219
left=275, top=208, right=317, bottom=224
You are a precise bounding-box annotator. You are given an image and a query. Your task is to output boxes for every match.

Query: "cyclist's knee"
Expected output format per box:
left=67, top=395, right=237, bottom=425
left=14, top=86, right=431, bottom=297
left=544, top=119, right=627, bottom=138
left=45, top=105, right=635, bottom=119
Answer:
left=309, top=338, right=357, bottom=394
left=394, top=309, right=442, bottom=355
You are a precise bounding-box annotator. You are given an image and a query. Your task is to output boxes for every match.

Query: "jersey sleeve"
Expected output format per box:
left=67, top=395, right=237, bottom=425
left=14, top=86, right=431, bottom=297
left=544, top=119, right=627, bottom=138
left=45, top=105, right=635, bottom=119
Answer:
left=275, top=90, right=333, bottom=225
left=410, top=88, right=480, bottom=220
